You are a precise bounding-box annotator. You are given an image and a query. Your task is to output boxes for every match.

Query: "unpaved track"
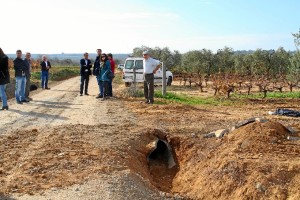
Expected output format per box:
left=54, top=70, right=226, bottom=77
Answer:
left=0, top=77, right=168, bottom=200
left=0, top=76, right=128, bottom=131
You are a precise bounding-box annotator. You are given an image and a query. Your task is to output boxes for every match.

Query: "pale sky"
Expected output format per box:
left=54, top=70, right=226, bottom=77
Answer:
left=1, top=0, right=299, bottom=54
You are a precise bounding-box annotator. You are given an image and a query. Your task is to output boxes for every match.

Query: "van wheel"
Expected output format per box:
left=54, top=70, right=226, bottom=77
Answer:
left=125, top=82, right=132, bottom=87
left=167, top=76, right=172, bottom=86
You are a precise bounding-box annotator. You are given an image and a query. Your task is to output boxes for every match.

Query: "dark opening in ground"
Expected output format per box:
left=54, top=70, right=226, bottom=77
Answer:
left=147, top=139, right=178, bottom=193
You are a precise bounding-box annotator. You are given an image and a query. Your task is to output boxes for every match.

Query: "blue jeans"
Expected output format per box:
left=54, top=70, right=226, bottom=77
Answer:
left=99, top=81, right=109, bottom=97
left=0, top=84, right=8, bottom=107
left=15, top=76, right=26, bottom=102
left=41, top=71, right=49, bottom=89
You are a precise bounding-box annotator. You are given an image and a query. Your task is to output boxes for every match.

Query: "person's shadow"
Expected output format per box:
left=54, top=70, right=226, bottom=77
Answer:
left=0, top=194, right=17, bottom=200
left=7, top=108, right=69, bottom=121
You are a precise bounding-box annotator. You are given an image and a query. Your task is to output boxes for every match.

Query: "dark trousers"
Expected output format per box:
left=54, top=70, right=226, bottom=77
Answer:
left=25, top=74, right=30, bottom=98
left=108, top=79, right=113, bottom=97
left=80, top=74, right=90, bottom=94
left=144, top=73, right=154, bottom=103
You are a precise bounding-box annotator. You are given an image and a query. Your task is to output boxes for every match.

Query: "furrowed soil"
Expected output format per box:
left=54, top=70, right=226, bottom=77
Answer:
left=0, top=74, right=299, bottom=200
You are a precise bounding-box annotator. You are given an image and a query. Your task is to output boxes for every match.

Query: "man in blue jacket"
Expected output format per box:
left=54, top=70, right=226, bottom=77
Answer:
left=79, top=52, right=92, bottom=96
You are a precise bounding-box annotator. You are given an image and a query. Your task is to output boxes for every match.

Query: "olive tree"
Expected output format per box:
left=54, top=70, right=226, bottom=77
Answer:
left=132, top=46, right=181, bottom=71
left=286, top=52, right=300, bottom=91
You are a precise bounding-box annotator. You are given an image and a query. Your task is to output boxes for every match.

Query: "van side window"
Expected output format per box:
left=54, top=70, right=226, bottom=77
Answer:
left=125, top=60, right=134, bottom=69
left=135, top=60, right=143, bottom=69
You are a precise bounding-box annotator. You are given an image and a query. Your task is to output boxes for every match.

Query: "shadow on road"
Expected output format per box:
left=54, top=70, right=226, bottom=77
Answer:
left=8, top=109, right=69, bottom=121
left=0, top=194, right=16, bottom=200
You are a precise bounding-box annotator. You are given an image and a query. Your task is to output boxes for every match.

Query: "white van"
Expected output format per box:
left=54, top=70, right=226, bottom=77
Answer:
left=122, top=57, right=173, bottom=87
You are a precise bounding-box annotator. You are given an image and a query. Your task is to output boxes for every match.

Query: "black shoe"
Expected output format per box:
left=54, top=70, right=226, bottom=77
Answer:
left=96, top=95, right=103, bottom=99
left=80, top=94, right=83, bottom=96
left=85, top=93, right=89, bottom=95
left=144, top=99, right=149, bottom=104
left=1, top=106, right=8, bottom=110
left=16, top=101, right=23, bottom=104
left=21, top=99, right=30, bottom=103
left=45, top=87, right=51, bottom=90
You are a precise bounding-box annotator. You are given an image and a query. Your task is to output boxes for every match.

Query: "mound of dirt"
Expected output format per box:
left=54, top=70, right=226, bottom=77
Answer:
left=171, top=120, right=300, bottom=200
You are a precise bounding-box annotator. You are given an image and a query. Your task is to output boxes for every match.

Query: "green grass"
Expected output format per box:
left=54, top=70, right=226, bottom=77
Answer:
left=154, top=91, right=236, bottom=106
left=232, top=91, right=300, bottom=99
left=113, top=70, right=124, bottom=84
left=154, top=90, right=299, bottom=106
left=31, top=66, right=80, bottom=82
left=50, top=67, right=80, bottom=81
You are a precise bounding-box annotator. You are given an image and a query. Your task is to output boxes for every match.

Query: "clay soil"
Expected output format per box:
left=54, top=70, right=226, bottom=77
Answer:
left=0, top=74, right=299, bottom=200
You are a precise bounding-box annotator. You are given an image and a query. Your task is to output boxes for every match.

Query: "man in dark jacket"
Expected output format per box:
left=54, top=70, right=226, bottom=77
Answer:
left=0, top=48, right=10, bottom=110
left=14, top=50, right=28, bottom=104
left=40, top=55, right=51, bottom=89
left=24, top=52, right=32, bottom=101
left=79, top=52, right=92, bottom=96
left=93, top=49, right=102, bottom=98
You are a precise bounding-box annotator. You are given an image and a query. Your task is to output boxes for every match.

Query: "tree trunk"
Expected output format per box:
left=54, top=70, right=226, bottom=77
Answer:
left=289, top=84, right=293, bottom=92
left=189, top=78, right=192, bottom=88
left=214, top=87, right=218, bottom=96
left=263, top=89, right=267, bottom=98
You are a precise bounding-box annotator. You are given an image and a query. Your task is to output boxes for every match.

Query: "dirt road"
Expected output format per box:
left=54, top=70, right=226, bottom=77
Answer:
left=0, top=76, right=299, bottom=200
left=0, top=77, right=167, bottom=200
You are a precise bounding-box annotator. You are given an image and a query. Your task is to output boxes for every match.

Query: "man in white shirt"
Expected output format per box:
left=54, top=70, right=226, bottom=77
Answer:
left=143, top=50, right=161, bottom=104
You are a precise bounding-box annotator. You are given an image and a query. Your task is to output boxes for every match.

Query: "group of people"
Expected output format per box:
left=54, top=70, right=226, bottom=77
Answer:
left=0, top=48, right=51, bottom=110
left=80, top=49, right=115, bottom=100
left=0, top=47, right=160, bottom=111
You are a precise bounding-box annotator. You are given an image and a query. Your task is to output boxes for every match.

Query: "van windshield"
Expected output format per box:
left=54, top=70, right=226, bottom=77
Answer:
left=125, top=60, right=143, bottom=69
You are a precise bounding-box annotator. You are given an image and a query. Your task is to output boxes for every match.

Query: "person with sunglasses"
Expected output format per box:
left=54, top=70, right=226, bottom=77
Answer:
left=142, top=50, right=161, bottom=104
left=99, top=53, right=111, bottom=100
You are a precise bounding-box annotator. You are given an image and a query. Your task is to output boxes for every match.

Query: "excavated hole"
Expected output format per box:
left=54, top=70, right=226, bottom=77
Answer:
left=147, top=139, right=178, bottom=193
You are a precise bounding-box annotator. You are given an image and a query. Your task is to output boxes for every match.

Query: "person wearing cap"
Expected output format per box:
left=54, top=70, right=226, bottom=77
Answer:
left=142, top=50, right=161, bottom=104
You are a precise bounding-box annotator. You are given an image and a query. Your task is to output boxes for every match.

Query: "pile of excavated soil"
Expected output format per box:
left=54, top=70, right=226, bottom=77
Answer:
left=170, top=120, right=300, bottom=200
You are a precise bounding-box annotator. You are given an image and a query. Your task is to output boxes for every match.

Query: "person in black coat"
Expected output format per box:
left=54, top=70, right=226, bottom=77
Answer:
left=93, top=49, right=102, bottom=98
left=79, top=52, right=92, bottom=95
left=0, top=48, right=10, bottom=110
